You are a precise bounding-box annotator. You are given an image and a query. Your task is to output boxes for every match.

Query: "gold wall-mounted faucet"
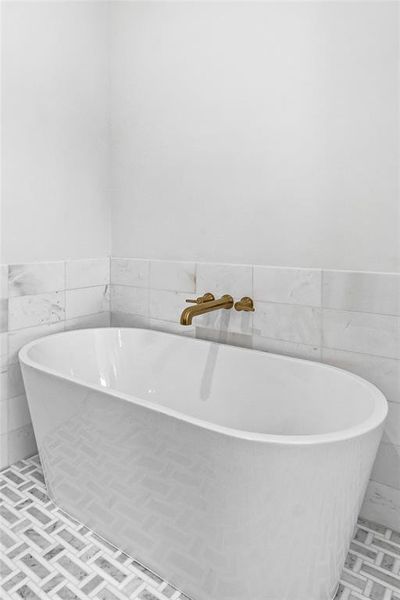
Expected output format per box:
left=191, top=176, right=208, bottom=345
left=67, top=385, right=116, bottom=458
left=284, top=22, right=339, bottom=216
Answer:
left=234, top=297, right=255, bottom=312
left=180, top=293, right=234, bottom=326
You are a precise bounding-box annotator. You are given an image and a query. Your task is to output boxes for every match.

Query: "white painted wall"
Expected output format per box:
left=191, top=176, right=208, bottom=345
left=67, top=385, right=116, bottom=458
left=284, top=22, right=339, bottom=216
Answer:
left=110, top=1, right=399, bottom=272
left=1, top=1, right=110, bottom=264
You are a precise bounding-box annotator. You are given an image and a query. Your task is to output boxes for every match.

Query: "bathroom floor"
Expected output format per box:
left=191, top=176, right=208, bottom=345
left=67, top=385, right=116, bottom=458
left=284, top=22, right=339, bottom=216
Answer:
left=0, top=456, right=399, bottom=600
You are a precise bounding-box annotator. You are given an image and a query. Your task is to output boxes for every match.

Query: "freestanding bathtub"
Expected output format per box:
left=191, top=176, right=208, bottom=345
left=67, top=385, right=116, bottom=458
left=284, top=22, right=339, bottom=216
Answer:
left=20, top=328, right=387, bottom=600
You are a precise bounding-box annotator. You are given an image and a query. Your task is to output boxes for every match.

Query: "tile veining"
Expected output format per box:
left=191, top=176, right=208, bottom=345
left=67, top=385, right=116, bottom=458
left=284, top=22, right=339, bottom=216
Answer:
left=8, top=263, right=65, bottom=298
left=8, top=292, right=66, bottom=332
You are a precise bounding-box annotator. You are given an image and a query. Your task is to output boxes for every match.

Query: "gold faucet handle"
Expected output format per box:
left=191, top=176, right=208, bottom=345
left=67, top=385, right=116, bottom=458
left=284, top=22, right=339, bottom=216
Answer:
left=186, top=292, right=215, bottom=304
left=234, top=296, right=255, bottom=312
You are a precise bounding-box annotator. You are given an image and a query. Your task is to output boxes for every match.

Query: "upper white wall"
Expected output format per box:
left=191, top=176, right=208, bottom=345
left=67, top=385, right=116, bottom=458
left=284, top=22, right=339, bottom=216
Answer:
left=1, top=1, right=110, bottom=264
left=110, top=1, right=399, bottom=272
left=2, top=1, right=399, bottom=271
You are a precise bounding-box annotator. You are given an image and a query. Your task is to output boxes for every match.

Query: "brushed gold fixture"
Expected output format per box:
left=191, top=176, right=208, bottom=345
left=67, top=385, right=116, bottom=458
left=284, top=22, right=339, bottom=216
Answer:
left=234, top=297, right=255, bottom=312
left=180, top=293, right=234, bottom=326
left=185, top=293, right=215, bottom=304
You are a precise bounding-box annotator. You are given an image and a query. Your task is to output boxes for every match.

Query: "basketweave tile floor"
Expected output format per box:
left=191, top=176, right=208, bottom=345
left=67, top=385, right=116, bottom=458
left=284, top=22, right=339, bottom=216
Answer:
left=0, top=456, right=399, bottom=600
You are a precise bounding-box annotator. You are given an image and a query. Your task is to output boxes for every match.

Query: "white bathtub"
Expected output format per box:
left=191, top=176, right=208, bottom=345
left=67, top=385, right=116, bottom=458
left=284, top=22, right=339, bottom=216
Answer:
left=20, top=328, right=387, bottom=600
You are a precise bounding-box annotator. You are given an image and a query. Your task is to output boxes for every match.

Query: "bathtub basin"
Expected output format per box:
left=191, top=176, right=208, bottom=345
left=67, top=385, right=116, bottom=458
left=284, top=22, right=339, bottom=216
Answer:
left=20, top=327, right=387, bottom=600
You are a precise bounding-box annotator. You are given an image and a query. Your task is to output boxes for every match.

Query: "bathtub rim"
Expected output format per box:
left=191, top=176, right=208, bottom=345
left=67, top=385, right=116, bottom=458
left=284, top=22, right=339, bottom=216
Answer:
left=19, top=327, right=388, bottom=446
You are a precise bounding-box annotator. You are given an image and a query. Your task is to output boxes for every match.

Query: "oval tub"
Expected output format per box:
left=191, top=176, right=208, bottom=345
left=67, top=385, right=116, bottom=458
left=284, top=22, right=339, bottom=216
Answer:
left=20, top=328, right=387, bottom=600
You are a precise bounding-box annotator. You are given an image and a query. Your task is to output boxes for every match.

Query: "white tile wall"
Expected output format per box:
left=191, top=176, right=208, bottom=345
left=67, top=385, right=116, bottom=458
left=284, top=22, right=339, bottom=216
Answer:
left=252, top=336, right=321, bottom=361
left=0, top=332, right=8, bottom=369
left=8, top=291, right=66, bottom=330
left=8, top=262, right=65, bottom=297
left=361, top=481, right=400, bottom=530
left=322, top=270, right=400, bottom=316
left=0, top=265, right=9, bottom=334
left=371, top=443, right=400, bottom=490
left=66, top=258, right=109, bottom=289
left=193, top=307, right=253, bottom=335
left=6, top=393, right=32, bottom=432
left=7, top=322, right=66, bottom=365
left=6, top=424, right=37, bottom=466
left=254, top=266, right=322, bottom=306
left=111, top=285, right=148, bottom=317
left=253, top=302, right=321, bottom=345
left=110, top=312, right=149, bottom=329
left=64, top=312, right=110, bottom=332
left=109, top=257, right=400, bottom=530
left=196, top=262, right=252, bottom=299
left=0, top=258, right=110, bottom=469
left=7, top=363, right=25, bottom=399
left=322, top=310, right=400, bottom=359
left=149, top=289, right=189, bottom=323
left=384, top=402, right=400, bottom=446
left=150, top=260, right=196, bottom=293
left=66, top=285, right=109, bottom=319
left=321, top=349, right=399, bottom=406
left=0, top=265, right=8, bottom=299
left=111, top=258, right=149, bottom=287
left=0, top=298, right=8, bottom=333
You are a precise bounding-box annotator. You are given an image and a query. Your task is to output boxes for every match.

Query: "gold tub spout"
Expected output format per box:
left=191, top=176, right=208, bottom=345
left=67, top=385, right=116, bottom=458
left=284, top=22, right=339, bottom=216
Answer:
left=180, top=293, right=234, bottom=326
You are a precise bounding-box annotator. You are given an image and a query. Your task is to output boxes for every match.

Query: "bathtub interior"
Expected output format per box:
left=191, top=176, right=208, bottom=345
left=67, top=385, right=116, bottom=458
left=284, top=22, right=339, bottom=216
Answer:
left=22, top=328, right=386, bottom=438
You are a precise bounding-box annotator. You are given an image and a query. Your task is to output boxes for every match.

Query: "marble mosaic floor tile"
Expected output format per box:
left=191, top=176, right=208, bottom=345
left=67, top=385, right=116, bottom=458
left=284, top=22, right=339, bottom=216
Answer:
left=1, top=456, right=399, bottom=600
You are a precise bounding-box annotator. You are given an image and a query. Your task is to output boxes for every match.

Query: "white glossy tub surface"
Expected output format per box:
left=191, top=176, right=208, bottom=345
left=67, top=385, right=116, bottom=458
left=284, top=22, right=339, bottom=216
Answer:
left=20, top=328, right=387, bottom=600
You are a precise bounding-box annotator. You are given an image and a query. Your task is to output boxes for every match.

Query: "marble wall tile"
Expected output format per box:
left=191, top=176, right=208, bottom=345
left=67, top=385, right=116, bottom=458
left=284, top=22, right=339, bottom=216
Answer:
left=252, top=335, right=321, bottom=361
left=64, top=312, right=110, bottom=331
left=111, top=286, right=148, bottom=317
left=149, top=289, right=188, bottom=322
left=150, top=260, right=196, bottom=293
left=7, top=394, right=32, bottom=432
left=0, top=332, right=8, bottom=370
left=371, top=443, right=400, bottom=490
left=7, top=423, right=37, bottom=465
left=66, top=286, right=109, bottom=320
left=0, top=264, right=8, bottom=298
left=254, top=266, right=321, bottom=307
left=7, top=363, right=25, bottom=399
left=0, top=369, right=7, bottom=401
left=8, top=291, right=65, bottom=331
left=0, top=265, right=8, bottom=333
left=8, top=262, right=65, bottom=297
left=321, top=348, right=400, bottom=405
left=8, top=321, right=65, bottom=365
left=384, top=403, right=400, bottom=447
left=111, top=312, right=149, bottom=328
left=196, top=262, right=253, bottom=299
left=361, top=480, right=400, bottom=531
left=253, top=302, right=321, bottom=346
left=322, top=309, right=400, bottom=359
left=66, top=258, right=110, bottom=289
left=323, top=271, right=400, bottom=316
left=0, top=298, right=8, bottom=333
left=111, top=258, right=149, bottom=287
